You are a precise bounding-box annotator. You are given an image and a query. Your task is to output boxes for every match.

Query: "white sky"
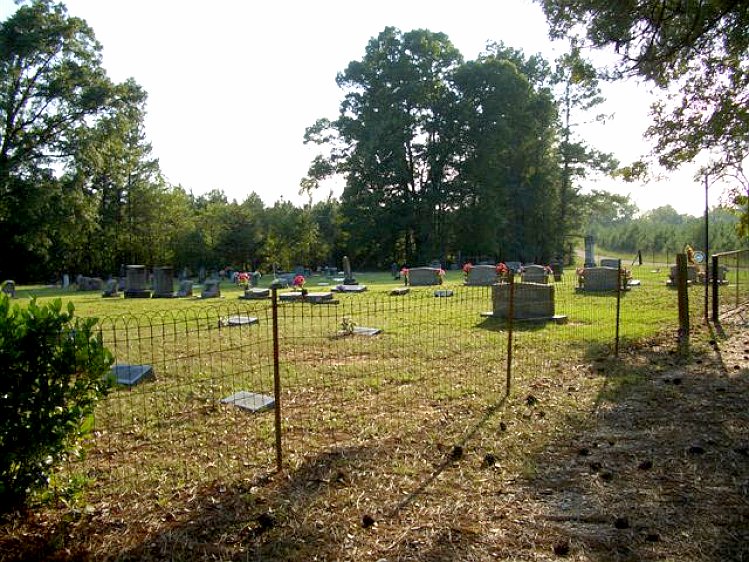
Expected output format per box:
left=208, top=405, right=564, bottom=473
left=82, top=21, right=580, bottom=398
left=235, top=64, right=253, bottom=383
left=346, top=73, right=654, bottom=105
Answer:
left=1, top=0, right=727, bottom=216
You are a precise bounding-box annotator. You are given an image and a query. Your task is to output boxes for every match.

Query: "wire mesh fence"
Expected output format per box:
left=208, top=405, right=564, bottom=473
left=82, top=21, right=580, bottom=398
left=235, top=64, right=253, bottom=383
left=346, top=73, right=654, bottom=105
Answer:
left=712, top=250, right=749, bottom=332
left=65, top=265, right=699, bottom=502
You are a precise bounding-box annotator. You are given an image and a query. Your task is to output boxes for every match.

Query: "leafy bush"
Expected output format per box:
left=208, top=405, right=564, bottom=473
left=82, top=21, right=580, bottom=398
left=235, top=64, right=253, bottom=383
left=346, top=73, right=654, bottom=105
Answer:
left=0, top=296, right=112, bottom=511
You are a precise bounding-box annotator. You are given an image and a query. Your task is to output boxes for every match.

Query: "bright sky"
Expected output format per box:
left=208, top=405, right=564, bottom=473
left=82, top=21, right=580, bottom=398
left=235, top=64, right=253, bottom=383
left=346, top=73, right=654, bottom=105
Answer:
left=1, top=0, right=726, bottom=216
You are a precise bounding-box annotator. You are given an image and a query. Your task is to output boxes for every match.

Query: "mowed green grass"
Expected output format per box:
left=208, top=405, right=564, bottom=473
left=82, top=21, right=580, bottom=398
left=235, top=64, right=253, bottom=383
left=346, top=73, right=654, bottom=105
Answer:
left=7, top=265, right=715, bottom=499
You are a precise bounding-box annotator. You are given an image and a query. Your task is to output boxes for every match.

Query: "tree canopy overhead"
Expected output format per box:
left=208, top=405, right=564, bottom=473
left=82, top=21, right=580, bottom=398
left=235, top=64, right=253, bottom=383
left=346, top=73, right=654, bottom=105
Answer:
left=537, top=0, right=749, bottom=169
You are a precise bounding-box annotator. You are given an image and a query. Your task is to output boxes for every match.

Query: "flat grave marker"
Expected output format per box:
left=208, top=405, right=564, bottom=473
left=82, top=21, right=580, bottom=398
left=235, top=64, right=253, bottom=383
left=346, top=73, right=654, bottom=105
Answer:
left=109, top=364, right=154, bottom=386
left=220, top=391, right=275, bottom=413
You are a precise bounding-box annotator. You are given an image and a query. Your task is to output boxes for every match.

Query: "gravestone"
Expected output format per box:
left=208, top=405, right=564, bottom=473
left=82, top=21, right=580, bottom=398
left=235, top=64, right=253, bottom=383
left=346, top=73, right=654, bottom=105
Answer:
left=342, top=255, right=357, bottom=285
left=1, top=280, right=16, bottom=298
left=429, top=259, right=442, bottom=269
left=62, top=274, right=69, bottom=289
left=198, top=266, right=207, bottom=283
left=434, top=289, right=454, bottom=297
left=239, top=287, right=270, bottom=300
left=490, top=282, right=560, bottom=320
left=578, top=267, right=620, bottom=292
left=220, top=391, right=274, bottom=413
left=176, top=279, right=193, bottom=297
left=334, top=284, right=368, bottom=293
left=700, top=264, right=728, bottom=285
left=521, top=265, right=549, bottom=284
left=599, top=258, right=620, bottom=269
left=465, top=264, right=498, bottom=286
left=250, top=271, right=261, bottom=287
left=102, top=278, right=119, bottom=298
left=220, top=315, right=258, bottom=327
left=201, top=279, right=221, bottom=298
left=390, top=287, right=410, bottom=296
left=407, top=267, right=442, bottom=286
left=124, top=265, right=151, bottom=298
left=152, top=266, right=175, bottom=298
left=505, top=261, right=522, bottom=274
left=281, top=291, right=335, bottom=304
left=109, top=364, right=154, bottom=386
left=584, top=235, right=596, bottom=267
left=667, top=264, right=698, bottom=286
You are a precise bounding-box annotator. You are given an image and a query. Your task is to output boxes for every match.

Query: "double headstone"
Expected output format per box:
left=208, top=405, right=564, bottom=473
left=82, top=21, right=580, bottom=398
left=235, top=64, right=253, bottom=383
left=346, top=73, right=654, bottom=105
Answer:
left=465, top=264, right=498, bottom=286
left=407, top=267, right=442, bottom=286
left=492, top=282, right=556, bottom=320
left=579, top=267, right=620, bottom=292
left=599, top=258, right=620, bottom=269
left=521, top=265, right=549, bottom=284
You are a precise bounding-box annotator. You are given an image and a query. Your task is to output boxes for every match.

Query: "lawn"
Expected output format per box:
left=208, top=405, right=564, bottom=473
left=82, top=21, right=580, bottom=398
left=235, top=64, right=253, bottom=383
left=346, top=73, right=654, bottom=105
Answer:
left=3, top=264, right=743, bottom=561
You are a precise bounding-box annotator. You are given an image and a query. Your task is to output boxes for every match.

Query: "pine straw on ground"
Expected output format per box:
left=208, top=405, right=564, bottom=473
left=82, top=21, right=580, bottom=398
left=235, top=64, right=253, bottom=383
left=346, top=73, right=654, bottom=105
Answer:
left=2, top=322, right=748, bottom=562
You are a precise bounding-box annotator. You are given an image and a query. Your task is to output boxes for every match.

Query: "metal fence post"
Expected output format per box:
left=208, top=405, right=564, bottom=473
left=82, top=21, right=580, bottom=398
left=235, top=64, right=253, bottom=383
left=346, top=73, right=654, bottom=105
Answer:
left=506, top=274, right=514, bottom=396
left=615, top=259, right=622, bottom=357
left=271, top=286, right=283, bottom=472
left=711, top=254, right=719, bottom=322
left=676, top=253, right=689, bottom=355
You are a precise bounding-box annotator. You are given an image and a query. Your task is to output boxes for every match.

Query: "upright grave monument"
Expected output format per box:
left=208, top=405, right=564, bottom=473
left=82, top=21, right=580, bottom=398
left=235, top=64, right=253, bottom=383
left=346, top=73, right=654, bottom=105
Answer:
left=124, top=265, right=151, bottom=298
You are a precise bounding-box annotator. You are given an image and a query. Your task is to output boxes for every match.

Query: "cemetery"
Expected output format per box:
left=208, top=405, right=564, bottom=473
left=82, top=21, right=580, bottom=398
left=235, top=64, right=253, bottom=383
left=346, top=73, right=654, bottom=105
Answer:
left=4, top=2, right=749, bottom=558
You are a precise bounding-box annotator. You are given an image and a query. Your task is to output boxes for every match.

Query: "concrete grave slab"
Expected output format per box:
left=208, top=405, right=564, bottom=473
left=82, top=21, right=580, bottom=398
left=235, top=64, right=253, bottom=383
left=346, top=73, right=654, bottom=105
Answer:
left=434, top=289, right=454, bottom=297
left=353, top=326, right=382, bottom=336
left=279, top=291, right=304, bottom=302
left=110, top=364, right=154, bottom=386
left=334, top=284, right=368, bottom=292
left=390, top=287, right=410, bottom=296
left=221, top=315, right=258, bottom=327
left=220, top=391, right=275, bottom=413
left=239, top=288, right=270, bottom=300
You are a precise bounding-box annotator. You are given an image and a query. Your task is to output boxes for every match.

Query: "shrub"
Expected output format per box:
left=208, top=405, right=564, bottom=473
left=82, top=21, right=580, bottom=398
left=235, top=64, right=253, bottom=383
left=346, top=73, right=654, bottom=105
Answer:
left=0, top=296, right=112, bottom=511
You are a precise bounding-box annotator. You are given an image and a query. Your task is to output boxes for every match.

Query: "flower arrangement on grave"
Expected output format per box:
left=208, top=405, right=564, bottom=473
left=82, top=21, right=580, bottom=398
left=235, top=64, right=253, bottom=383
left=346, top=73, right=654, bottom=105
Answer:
left=495, top=262, right=510, bottom=282
left=237, top=271, right=250, bottom=290
left=620, top=267, right=633, bottom=289
left=575, top=267, right=586, bottom=288
left=401, top=267, right=409, bottom=285
left=462, top=263, right=473, bottom=279
left=293, top=274, right=305, bottom=289
left=436, top=268, right=446, bottom=284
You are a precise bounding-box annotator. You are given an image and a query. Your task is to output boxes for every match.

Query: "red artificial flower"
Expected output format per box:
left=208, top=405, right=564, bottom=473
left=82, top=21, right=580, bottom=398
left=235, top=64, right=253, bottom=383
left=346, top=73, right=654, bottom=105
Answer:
left=463, top=263, right=474, bottom=274
left=293, top=274, right=305, bottom=288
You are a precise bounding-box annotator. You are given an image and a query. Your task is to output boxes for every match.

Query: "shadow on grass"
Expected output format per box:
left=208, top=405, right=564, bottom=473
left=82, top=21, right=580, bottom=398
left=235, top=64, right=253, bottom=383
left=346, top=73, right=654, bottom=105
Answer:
left=520, top=332, right=749, bottom=561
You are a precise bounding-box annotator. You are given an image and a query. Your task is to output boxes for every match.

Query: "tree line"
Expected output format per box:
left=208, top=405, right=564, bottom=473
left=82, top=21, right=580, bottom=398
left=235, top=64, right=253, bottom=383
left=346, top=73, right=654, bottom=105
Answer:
left=3, top=1, right=747, bottom=282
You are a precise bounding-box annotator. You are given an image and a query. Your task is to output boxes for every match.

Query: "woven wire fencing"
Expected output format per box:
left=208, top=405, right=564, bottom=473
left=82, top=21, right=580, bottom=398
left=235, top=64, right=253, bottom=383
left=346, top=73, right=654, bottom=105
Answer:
left=712, top=250, right=749, bottom=332
left=71, top=269, right=688, bottom=500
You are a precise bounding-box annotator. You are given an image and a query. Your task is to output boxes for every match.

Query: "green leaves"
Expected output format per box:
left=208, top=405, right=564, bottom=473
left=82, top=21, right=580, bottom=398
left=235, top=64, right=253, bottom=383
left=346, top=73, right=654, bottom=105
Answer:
left=0, top=295, right=112, bottom=511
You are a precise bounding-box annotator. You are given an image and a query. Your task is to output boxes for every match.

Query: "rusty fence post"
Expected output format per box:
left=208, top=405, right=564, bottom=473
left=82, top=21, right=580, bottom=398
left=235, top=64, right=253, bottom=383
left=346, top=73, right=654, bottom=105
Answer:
left=506, top=274, right=514, bottom=396
left=676, top=253, right=689, bottom=356
left=271, top=286, right=283, bottom=472
left=615, top=259, right=622, bottom=357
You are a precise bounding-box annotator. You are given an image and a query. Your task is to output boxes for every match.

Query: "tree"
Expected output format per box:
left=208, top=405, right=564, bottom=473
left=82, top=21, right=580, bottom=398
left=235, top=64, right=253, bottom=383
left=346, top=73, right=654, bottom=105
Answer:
left=552, top=44, right=617, bottom=258
left=0, top=1, right=138, bottom=280
left=304, top=27, right=464, bottom=265
left=538, top=0, right=749, bottom=169
left=451, top=45, right=561, bottom=262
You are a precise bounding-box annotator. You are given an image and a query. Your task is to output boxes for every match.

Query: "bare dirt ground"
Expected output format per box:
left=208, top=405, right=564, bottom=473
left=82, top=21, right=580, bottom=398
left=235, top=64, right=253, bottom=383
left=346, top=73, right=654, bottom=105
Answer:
left=2, top=319, right=748, bottom=561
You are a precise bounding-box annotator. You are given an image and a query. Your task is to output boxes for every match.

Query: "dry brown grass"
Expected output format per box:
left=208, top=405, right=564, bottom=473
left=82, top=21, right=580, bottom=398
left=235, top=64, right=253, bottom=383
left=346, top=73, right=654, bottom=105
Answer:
left=2, top=317, right=748, bottom=561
